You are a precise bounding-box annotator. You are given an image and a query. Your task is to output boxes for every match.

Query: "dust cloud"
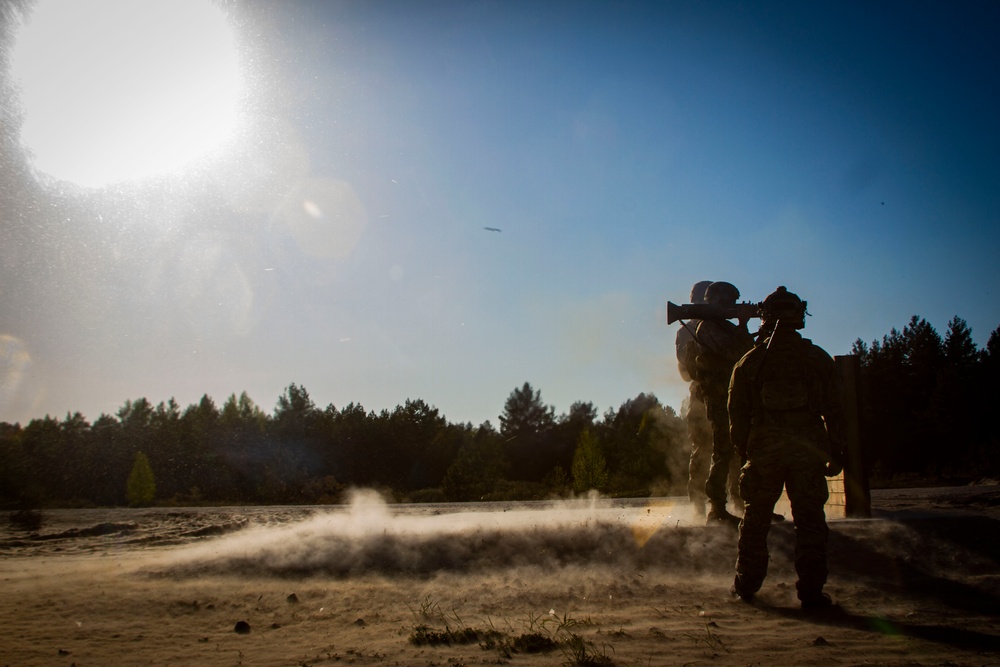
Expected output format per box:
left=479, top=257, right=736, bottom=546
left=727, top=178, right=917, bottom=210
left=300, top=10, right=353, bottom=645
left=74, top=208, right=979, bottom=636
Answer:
left=146, top=489, right=741, bottom=580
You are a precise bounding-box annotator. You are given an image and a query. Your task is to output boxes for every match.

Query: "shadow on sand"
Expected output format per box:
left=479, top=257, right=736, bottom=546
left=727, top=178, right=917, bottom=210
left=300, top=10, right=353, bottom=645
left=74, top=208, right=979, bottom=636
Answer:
left=760, top=512, right=1000, bottom=652
left=762, top=603, right=1000, bottom=653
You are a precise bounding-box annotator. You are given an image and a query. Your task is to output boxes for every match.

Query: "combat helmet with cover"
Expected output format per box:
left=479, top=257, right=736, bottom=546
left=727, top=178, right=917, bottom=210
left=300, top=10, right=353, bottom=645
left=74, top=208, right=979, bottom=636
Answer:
left=690, top=280, right=713, bottom=305
left=760, top=286, right=807, bottom=329
left=703, top=281, right=740, bottom=305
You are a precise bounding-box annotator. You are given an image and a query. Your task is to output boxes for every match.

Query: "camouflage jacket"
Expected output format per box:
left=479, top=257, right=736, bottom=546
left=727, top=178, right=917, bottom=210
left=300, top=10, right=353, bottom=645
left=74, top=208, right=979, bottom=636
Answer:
left=728, top=328, right=847, bottom=462
left=675, top=320, right=702, bottom=383
left=691, top=318, right=753, bottom=399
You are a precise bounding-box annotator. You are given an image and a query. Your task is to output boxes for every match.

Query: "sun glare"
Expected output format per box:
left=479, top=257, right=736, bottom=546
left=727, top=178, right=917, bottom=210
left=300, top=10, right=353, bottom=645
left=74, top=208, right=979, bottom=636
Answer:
left=11, top=0, right=242, bottom=188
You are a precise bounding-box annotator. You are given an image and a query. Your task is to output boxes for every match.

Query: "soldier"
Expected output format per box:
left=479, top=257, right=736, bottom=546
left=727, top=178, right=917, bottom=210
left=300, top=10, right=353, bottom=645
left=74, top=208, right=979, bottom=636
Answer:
left=728, top=286, right=847, bottom=610
left=692, top=281, right=754, bottom=525
left=675, top=280, right=714, bottom=516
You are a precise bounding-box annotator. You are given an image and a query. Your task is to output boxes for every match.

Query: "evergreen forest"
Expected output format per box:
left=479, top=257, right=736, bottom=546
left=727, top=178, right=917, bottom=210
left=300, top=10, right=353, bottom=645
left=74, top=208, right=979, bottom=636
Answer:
left=2, top=315, right=998, bottom=509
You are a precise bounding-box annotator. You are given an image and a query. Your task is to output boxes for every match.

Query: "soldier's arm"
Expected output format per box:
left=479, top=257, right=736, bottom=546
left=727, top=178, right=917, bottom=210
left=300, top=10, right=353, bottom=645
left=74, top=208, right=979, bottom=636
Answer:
left=816, top=349, right=848, bottom=469
left=682, top=339, right=702, bottom=382
left=678, top=362, right=692, bottom=382
left=676, top=333, right=692, bottom=381
left=675, top=329, right=691, bottom=365
left=698, top=320, right=753, bottom=365
left=720, top=325, right=755, bottom=365
left=728, top=360, right=752, bottom=462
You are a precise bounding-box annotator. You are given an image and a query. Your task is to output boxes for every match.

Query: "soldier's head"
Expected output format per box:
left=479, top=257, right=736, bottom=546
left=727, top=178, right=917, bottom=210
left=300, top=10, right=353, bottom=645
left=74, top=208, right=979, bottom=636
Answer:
left=690, top=280, right=713, bottom=305
left=760, top=286, right=807, bottom=329
left=704, top=281, right=740, bottom=306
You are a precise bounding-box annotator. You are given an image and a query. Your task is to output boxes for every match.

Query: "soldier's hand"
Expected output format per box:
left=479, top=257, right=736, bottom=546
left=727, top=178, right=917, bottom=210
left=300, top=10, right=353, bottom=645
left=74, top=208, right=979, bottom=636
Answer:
left=824, top=457, right=843, bottom=477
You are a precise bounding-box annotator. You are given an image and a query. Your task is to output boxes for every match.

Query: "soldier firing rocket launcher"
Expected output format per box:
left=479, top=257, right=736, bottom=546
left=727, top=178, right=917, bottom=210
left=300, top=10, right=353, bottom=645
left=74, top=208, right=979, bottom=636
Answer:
left=666, top=300, right=762, bottom=325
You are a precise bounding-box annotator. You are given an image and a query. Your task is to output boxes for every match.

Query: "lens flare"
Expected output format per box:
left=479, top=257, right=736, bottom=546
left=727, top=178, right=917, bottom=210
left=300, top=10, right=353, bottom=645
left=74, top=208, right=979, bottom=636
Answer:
left=11, top=0, right=242, bottom=188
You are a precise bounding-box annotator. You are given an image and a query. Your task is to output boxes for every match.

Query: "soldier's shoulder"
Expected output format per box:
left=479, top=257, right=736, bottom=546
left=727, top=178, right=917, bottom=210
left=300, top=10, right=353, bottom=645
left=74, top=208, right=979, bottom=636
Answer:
left=801, top=339, right=835, bottom=364
left=694, top=318, right=717, bottom=334
left=735, top=344, right=767, bottom=368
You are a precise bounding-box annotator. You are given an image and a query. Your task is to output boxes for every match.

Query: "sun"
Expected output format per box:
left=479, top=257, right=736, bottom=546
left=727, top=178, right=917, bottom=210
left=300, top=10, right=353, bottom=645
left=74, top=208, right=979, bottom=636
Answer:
left=11, top=0, right=242, bottom=188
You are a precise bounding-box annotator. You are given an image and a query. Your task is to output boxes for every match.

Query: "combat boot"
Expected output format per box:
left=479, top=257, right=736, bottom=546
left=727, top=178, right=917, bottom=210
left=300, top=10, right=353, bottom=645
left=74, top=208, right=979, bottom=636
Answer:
left=706, top=507, right=741, bottom=527
left=729, top=579, right=754, bottom=603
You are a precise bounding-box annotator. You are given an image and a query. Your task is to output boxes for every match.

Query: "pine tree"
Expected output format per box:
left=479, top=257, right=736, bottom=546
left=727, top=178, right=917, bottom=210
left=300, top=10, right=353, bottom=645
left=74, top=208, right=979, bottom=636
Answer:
left=442, top=424, right=506, bottom=501
left=498, top=382, right=556, bottom=481
left=571, top=428, right=608, bottom=493
left=126, top=452, right=156, bottom=507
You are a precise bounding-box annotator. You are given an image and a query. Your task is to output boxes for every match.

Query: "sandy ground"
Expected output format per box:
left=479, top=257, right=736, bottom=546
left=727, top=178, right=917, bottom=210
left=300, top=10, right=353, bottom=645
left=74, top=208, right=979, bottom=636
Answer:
left=2, top=486, right=999, bottom=667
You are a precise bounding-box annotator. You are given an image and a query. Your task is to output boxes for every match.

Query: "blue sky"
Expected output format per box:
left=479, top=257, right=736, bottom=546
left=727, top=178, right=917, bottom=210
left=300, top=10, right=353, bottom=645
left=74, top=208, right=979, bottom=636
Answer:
left=1, top=0, right=998, bottom=426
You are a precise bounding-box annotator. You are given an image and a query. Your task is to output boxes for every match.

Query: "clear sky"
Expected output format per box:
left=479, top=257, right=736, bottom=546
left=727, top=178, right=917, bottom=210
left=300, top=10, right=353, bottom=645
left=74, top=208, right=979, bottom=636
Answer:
left=1, top=0, right=998, bottom=427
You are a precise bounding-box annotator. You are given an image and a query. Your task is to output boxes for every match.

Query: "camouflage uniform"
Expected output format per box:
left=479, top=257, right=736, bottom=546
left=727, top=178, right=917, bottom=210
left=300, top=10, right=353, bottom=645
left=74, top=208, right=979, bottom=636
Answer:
left=676, top=320, right=713, bottom=511
left=728, top=319, right=846, bottom=604
left=684, top=383, right=714, bottom=509
left=693, top=317, right=753, bottom=516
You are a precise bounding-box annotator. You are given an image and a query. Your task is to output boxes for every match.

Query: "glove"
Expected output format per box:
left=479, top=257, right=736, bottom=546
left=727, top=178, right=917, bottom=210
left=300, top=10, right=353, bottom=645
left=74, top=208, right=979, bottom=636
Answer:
left=825, top=451, right=844, bottom=477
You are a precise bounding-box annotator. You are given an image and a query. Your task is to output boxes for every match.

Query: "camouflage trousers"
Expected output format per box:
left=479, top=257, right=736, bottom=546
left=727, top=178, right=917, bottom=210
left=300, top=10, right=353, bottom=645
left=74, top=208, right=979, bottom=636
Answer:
left=685, top=390, right=713, bottom=506
left=703, top=394, right=742, bottom=512
left=735, top=429, right=830, bottom=600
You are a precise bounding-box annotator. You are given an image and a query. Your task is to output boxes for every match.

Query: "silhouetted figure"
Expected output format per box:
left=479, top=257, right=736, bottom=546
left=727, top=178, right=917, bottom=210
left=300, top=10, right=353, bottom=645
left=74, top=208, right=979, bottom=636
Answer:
left=728, top=286, right=847, bottom=610
left=692, top=281, right=754, bottom=525
left=675, top=281, right=714, bottom=516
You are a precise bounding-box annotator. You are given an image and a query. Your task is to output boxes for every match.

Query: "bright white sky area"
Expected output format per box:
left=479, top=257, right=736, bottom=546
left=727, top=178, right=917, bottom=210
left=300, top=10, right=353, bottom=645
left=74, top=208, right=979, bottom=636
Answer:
left=1, top=0, right=998, bottom=426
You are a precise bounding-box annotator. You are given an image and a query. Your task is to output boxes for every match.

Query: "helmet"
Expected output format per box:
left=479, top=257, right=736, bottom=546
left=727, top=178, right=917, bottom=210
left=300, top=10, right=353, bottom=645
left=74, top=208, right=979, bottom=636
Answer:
left=760, top=286, right=806, bottom=328
left=704, top=281, right=740, bottom=305
left=690, top=280, right=713, bottom=305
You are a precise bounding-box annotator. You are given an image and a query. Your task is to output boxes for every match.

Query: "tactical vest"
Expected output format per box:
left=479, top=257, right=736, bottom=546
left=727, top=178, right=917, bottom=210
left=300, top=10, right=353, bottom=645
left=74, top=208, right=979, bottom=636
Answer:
left=751, top=338, right=824, bottom=429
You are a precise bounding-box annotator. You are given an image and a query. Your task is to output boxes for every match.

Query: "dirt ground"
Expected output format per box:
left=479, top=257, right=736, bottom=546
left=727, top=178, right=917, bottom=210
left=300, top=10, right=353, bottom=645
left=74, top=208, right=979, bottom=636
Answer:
left=1, top=485, right=998, bottom=666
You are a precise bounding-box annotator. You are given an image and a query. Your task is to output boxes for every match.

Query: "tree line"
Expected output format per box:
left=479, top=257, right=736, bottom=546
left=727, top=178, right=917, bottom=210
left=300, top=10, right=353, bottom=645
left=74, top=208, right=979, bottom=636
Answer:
left=2, top=314, right=998, bottom=509
left=852, top=315, right=1000, bottom=481
left=0, top=383, right=689, bottom=508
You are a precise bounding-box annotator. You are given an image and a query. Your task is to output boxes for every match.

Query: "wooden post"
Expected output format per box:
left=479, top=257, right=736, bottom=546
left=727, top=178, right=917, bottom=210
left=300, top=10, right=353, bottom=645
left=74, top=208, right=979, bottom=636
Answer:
left=835, top=355, right=870, bottom=517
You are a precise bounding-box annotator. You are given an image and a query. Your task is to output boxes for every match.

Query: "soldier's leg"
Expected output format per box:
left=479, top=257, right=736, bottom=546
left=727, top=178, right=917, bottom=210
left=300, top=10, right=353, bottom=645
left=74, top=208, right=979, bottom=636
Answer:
left=703, top=395, right=734, bottom=514
left=734, top=458, right=785, bottom=598
left=686, top=395, right=712, bottom=514
left=786, top=462, right=830, bottom=603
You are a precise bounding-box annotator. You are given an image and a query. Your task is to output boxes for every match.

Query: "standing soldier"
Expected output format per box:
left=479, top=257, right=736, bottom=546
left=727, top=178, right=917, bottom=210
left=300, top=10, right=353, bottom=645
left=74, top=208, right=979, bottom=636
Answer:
left=676, top=280, right=714, bottom=516
left=728, top=286, right=847, bottom=610
left=693, top=281, right=754, bottom=525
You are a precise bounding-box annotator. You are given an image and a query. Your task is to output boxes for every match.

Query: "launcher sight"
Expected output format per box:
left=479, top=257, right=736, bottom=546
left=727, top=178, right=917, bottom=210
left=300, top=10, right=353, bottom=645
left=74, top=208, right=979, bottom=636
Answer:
left=666, top=301, right=761, bottom=325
